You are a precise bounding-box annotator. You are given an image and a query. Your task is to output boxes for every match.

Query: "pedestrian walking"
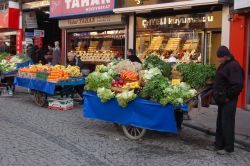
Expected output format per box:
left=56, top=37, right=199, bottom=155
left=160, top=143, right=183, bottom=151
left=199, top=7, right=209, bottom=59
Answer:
left=212, top=46, right=244, bottom=155
left=52, top=41, right=61, bottom=65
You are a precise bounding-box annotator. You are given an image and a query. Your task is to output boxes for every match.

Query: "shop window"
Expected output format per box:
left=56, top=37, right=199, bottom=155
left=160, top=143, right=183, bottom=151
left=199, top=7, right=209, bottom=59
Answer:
left=0, top=3, right=8, bottom=12
left=67, top=29, right=125, bottom=64
left=136, top=11, right=222, bottom=65
left=136, top=30, right=203, bottom=63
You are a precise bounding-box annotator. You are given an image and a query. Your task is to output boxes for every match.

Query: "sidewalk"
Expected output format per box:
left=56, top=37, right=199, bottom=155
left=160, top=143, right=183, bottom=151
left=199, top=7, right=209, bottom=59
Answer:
left=183, top=105, right=250, bottom=148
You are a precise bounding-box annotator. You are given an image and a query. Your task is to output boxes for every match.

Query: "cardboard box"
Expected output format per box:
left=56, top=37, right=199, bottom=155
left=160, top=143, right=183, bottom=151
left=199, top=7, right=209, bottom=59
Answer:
left=48, top=98, right=73, bottom=111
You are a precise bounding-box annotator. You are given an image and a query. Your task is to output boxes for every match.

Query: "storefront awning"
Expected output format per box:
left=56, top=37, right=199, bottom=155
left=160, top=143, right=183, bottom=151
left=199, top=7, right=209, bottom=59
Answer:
left=114, top=0, right=222, bottom=14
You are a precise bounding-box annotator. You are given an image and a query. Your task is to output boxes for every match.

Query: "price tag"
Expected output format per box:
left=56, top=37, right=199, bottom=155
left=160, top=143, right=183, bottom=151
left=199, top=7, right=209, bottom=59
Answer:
left=171, top=79, right=181, bottom=86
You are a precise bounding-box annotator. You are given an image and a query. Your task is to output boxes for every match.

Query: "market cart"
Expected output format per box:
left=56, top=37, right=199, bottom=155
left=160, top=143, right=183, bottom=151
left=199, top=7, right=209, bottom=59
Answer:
left=83, top=91, right=188, bottom=140
left=0, top=60, right=33, bottom=95
left=15, top=76, right=85, bottom=107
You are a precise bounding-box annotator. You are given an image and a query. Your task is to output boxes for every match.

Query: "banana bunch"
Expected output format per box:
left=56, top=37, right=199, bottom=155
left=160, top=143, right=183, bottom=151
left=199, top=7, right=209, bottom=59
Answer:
left=53, top=65, right=66, bottom=71
left=66, top=65, right=81, bottom=77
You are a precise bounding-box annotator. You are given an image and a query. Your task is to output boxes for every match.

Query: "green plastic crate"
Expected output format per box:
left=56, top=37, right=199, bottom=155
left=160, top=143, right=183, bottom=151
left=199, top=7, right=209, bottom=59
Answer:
left=36, top=72, right=49, bottom=81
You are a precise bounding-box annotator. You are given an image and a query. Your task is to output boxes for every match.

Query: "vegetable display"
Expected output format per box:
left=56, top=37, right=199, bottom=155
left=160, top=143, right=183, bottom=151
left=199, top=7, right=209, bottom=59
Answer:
left=120, top=70, right=139, bottom=82
left=142, top=67, right=162, bottom=81
left=144, top=56, right=172, bottom=78
left=0, top=54, right=31, bottom=72
left=116, top=90, right=137, bottom=108
left=140, top=75, right=169, bottom=102
left=176, top=63, right=216, bottom=90
left=112, top=60, right=142, bottom=73
left=18, top=64, right=81, bottom=82
left=97, top=87, right=115, bottom=103
left=84, top=57, right=214, bottom=108
left=84, top=71, right=113, bottom=91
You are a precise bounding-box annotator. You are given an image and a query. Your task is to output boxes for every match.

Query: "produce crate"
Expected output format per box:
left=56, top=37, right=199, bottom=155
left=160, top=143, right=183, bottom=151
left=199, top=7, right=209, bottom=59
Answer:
left=26, top=73, right=36, bottom=79
left=36, top=72, right=49, bottom=81
left=18, top=71, right=27, bottom=78
left=48, top=98, right=73, bottom=111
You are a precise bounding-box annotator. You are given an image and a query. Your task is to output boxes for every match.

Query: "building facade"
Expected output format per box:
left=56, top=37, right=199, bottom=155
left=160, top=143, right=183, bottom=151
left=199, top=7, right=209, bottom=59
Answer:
left=231, top=0, right=250, bottom=109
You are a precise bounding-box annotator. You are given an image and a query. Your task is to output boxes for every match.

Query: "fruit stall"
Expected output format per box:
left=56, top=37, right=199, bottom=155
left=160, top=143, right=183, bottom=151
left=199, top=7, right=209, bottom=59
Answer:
left=0, top=52, right=32, bottom=95
left=83, top=56, right=216, bottom=139
left=15, top=64, right=85, bottom=108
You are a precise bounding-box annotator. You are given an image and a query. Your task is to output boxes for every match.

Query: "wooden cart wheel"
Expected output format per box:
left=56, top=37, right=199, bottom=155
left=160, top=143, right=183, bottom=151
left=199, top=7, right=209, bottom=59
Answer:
left=34, top=91, right=47, bottom=107
left=122, top=125, right=146, bottom=140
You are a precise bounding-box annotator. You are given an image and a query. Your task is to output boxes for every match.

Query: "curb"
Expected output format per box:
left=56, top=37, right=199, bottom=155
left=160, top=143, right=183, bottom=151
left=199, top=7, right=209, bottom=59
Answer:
left=183, top=122, right=250, bottom=151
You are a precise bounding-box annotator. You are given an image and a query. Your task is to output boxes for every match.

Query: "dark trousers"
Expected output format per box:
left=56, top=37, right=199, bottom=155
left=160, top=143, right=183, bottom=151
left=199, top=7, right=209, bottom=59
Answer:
left=175, top=110, right=183, bottom=130
left=215, top=98, right=237, bottom=152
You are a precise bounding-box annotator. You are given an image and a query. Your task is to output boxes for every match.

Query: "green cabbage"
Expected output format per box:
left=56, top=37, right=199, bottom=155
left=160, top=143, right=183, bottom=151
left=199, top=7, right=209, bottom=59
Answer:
left=84, top=71, right=113, bottom=91
left=143, top=67, right=162, bottom=81
left=116, top=90, right=137, bottom=108
left=97, top=87, right=115, bottom=102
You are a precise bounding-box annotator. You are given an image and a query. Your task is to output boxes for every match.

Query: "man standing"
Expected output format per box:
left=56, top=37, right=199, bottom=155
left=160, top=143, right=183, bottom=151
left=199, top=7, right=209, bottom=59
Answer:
left=52, top=41, right=61, bottom=65
left=212, top=46, right=244, bottom=155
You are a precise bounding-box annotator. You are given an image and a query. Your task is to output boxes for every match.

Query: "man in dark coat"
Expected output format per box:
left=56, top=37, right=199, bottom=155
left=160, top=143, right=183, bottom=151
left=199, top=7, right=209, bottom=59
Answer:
left=212, top=46, right=244, bottom=155
left=127, top=49, right=142, bottom=64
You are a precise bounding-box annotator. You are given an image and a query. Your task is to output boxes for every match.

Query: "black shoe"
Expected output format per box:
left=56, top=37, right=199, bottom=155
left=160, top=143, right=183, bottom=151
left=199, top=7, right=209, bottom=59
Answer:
left=183, top=113, right=191, bottom=120
left=217, top=149, right=233, bottom=155
left=205, top=143, right=224, bottom=151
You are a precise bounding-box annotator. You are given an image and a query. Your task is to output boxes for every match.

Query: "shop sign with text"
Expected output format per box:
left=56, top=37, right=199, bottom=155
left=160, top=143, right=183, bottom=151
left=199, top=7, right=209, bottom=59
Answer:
left=16, top=30, right=23, bottom=54
left=141, top=15, right=214, bottom=29
left=50, top=0, right=115, bottom=18
left=34, top=30, right=45, bottom=37
left=59, top=14, right=122, bottom=28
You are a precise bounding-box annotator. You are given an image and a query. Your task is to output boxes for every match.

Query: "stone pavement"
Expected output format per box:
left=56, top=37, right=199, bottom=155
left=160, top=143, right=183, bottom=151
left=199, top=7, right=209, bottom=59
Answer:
left=0, top=88, right=249, bottom=165
left=184, top=105, right=250, bottom=148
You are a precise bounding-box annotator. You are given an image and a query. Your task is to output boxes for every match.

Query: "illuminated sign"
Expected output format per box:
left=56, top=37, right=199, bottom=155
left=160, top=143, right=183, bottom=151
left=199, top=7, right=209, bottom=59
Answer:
left=142, top=15, right=214, bottom=28
left=50, top=0, right=114, bottom=18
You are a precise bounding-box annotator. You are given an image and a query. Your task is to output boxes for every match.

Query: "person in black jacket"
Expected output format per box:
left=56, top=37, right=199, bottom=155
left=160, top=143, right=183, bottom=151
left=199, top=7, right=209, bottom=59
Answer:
left=127, top=49, right=142, bottom=64
left=212, top=46, right=244, bottom=155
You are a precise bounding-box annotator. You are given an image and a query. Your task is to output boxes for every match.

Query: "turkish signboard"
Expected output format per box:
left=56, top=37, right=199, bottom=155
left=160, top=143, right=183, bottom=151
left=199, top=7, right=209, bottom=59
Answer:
left=59, top=14, right=123, bottom=28
left=34, top=37, right=43, bottom=48
left=34, top=30, right=45, bottom=37
left=25, top=32, right=34, bottom=38
left=50, top=0, right=115, bottom=18
left=16, top=29, right=23, bottom=54
left=23, top=12, right=38, bottom=29
left=234, top=0, right=250, bottom=10
left=138, top=11, right=222, bottom=30
left=142, top=15, right=214, bottom=28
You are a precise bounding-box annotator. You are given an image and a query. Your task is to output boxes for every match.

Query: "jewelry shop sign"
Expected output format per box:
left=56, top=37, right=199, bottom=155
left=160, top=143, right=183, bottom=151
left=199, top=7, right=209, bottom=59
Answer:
left=59, top=14, right=122, bottom=28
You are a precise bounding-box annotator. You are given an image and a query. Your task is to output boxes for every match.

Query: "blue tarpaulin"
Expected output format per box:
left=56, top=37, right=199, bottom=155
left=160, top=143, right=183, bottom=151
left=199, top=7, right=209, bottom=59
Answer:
left=15, top=77, right=56, bottom=95
left=14, top=77, right=85, bottom=95
left=16, top=60, right=33, bottom=69
left=83, top=91, right=188, bottom=133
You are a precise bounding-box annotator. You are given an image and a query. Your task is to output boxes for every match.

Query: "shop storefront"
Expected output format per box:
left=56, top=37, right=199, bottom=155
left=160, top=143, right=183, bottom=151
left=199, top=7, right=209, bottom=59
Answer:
left=135, top=11, right=222, bottom=64
left=50, top=0, right=126, bottom=66
left=114, top=0, right=231, bottom=65
left=233, top=0, right=250, bottom=109
left=0, top=1, right=21, bottom=54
